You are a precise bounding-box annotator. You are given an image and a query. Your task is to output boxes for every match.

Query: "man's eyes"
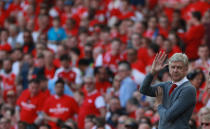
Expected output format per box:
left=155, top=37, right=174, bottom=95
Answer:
left=171, top=66, right=183, bottom=69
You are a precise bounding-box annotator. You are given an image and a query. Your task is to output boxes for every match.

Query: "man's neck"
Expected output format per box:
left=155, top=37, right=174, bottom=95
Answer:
left=55, top=94, right=63, bottom=98
left=172, top=77, right=188, bottom=87
left=194, top=21, right=201, bottom=26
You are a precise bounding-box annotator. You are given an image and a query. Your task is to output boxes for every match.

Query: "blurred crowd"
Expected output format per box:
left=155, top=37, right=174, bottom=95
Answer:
left=0, top=0, right=209, bottom=129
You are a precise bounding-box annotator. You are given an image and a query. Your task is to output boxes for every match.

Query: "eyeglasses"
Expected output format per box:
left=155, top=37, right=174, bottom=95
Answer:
left=201, top=123, right=210, bottom=126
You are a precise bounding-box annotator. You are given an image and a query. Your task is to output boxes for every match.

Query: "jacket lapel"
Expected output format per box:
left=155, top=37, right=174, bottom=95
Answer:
left=169, top=81, right=190, bottom=103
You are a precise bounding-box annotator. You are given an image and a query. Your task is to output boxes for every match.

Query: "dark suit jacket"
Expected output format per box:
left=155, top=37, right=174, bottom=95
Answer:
left=140, top=73, right=196, bottom=129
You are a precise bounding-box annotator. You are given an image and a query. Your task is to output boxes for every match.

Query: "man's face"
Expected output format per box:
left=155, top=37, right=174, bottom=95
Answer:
left=97, top=67, right=107, bottom=81
left=28, top=82, right=39, bottom=96
left=3, top=60, right=12, bottom=73
left=84, top=78, right=95, bottom=93
left=84, top=118, right=94, bottom=129
left=131, top=34, right=141, bottom=49
left=159, top=17, right=168, bottom=28
left=198, top=46, right=209, bottom=59
left=55, top=83, right=64, bottom=96
left=61, top=60, right=69, bottom=69
left=40, top=80, right=48, bottom=91
left=23, top=32, right=31, bottom=43
left=111, top=41, right=120, bottom=55
left=109, top=98, right=121, bottom=112
left=52, top=19, right=60, bottom=28
left=163, top=40, right=172, bottom=53
left=127, top=49, right=137, bottom=63
left=84, top=46, right=92, bottom=58
left=169, top=61, right=187, bottom=82
left=44, top=51, right=54, bottom=63
left=118, top=65, right=129, bottom=80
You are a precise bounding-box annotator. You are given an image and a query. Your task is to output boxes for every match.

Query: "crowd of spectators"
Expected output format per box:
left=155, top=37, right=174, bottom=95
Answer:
left=0, top=0, right=209, bottom=129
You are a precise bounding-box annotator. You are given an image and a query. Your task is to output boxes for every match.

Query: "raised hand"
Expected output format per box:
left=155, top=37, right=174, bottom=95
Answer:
left=151, top=51, right=167, bottom=75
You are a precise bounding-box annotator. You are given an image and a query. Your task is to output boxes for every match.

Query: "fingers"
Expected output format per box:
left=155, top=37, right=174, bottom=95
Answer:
left=159, top=51, right=167, bottom=64
left=156, top=86, right=163, bottom=97
left=153, top=52, right=160, bottom=64
left=154, top=51, right=167, bottom=65
left=157, top=86, right=163, bottom=96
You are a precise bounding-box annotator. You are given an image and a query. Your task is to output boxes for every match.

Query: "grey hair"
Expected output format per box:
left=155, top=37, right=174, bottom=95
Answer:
left=168, top=53, right=189, bottom=66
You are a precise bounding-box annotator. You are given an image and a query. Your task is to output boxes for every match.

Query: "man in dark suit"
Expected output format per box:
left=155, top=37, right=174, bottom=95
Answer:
left=140, top=52, right=196, bottom=129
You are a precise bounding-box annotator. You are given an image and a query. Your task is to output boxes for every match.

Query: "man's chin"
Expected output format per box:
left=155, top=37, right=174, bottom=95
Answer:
left=172, top=77, right=182, bottom=82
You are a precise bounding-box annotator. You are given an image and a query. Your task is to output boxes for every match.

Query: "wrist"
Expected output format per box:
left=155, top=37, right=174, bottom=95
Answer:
left=151, top=70, right=157, bottom=75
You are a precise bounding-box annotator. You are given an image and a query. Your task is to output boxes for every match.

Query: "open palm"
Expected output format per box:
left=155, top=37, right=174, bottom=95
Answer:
left=151, top=52, right=167, bottom=75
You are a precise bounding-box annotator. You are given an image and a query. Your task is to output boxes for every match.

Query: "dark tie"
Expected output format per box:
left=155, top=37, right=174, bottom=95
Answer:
left=169, top=84, right=177, bottom=96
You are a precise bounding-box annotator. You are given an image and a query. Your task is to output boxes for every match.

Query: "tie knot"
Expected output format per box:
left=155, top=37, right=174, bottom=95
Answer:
left=172, top=84, right=177, bottom=88
left=169, top=84, right=177, bottom=96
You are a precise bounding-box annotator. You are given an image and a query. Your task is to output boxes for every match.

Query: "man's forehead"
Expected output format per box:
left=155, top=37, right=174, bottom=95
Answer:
left=169, top=61, right=185, bottom=66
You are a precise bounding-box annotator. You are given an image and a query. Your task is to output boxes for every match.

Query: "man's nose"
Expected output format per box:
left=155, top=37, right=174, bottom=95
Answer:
left=174, top=67, right=178, bottom=72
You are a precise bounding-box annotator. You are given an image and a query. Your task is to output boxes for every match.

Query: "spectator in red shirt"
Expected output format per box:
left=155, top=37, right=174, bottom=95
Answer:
left=39, top=76, right=51, bottom=98
left=53, top=44, right=68, bottom=68
left=0, top=29, right=12, bottom=52
left=158, top=15, right=170, bottom=38
left=95, top=27, right=111, bottom=53
left=16, top=79, right=45, bottom=125
left=126, top=98, right=139, bottom=119
left=155, top=34, right=165, bottom=48
left=6, top=0, right=22, bottom=18
left=143, top=16, right=159, bottom=41
left=94, top=66, right=112, bottom=94
left=161, top=39, right=181, bottom=58
left=0, top=1, right=6, bottom=28
left=132, top=22, right=146, bottom=36
left=168, top=31, right=185, bottom=52
left=54, top=54, right=83, bottom=90
left=49, top=0, right=64, bottom=18
left=191, top=44, right=210, bottom=76
left=130, top=33, right=145, bottom=51
left=181, top=11, right=205, bottom=60
left=78, top=76, right=106, bottom=129
left=43, top=79, right=79, bottom=129
left=0, top=59, right=16, bottom=101
left=103, top=38, right=122, bottom=73
left=22, top=29, right=36, bottom=57
left=127, top=48, right=146, bottom=74
left=44, top=50, right=56, bottom=79
left=35, top=14, right=51, bottom=34
left=64, top=18, right=78, bottom=37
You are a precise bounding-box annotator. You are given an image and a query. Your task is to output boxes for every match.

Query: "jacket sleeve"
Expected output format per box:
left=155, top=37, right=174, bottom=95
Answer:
left=140, top=73, right=163, bottom=97
left=158, top=86, right=196, bottom=122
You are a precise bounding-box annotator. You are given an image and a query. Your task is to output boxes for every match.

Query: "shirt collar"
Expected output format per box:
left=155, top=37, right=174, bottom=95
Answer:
left=172, top=77, right=188, bottom=87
